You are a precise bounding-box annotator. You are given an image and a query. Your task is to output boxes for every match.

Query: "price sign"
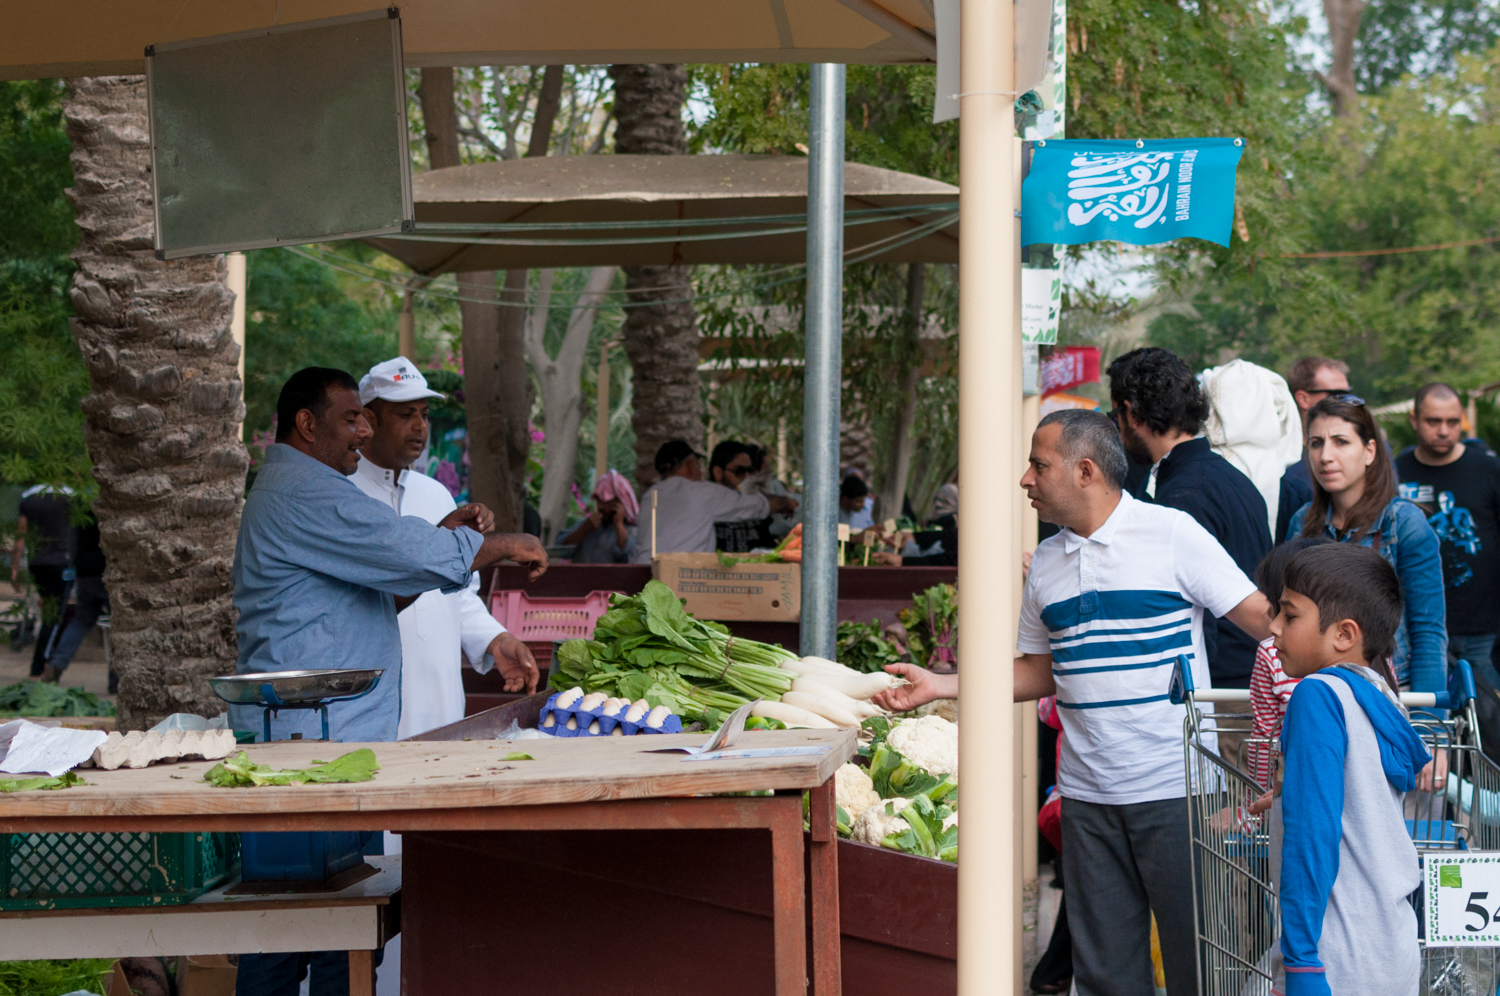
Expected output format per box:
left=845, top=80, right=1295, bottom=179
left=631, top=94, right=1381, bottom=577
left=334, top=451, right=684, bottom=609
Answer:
left=1425, top=855, right=1500, bottom=945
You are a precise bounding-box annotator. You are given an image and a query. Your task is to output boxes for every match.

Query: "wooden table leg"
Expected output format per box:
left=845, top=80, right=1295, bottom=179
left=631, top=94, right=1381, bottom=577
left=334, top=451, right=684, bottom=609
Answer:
left=807, top=777, right=842, bottom=996
left=769, top=797, right=808, bottom=996
left=348, top=949, right=374, bottom=996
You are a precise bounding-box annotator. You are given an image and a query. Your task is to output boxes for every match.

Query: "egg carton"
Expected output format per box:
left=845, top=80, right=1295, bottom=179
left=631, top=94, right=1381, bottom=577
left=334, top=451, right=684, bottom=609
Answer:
left=538, top=690, right=683, bottom=737
left=86, top=729, right=239, bottom=770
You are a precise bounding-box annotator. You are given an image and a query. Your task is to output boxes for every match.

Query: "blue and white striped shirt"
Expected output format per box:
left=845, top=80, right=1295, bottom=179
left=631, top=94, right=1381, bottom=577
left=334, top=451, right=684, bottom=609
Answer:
left=1019, top=492, right=1257, bottom=805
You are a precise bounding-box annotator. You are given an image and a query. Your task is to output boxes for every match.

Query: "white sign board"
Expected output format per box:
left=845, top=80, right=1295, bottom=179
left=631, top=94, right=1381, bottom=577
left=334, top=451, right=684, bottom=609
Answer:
left=1021, top=267, right=1061, bottom=344
left=1425, top=854, right=1500, bottom=945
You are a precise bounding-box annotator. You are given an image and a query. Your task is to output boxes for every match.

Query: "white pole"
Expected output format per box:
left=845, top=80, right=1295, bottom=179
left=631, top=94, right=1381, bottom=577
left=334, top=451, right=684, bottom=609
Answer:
left=957, top=0, right=1019, bottom=993
left=227, top=251, right=247, bottom=442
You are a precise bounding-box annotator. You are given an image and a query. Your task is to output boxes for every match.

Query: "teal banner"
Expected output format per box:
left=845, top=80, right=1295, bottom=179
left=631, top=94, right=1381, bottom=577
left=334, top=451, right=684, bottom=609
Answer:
left=1022, top=138, right=1244, bottom=247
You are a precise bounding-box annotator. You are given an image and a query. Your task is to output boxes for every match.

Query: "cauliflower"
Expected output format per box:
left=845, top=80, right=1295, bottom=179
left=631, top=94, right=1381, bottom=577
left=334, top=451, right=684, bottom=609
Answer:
left=834, top=763, right=881, bottom=824
left=851, top=797, right=912, bottom=847
left=887, top=714, right=959, bottom=783
left=942, top=809, right=958, bottom=832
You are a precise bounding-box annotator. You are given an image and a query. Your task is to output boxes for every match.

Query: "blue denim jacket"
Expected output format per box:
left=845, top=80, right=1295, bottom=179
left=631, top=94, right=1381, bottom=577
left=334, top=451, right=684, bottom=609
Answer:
left=1286, top=497, right=1448, bottom=693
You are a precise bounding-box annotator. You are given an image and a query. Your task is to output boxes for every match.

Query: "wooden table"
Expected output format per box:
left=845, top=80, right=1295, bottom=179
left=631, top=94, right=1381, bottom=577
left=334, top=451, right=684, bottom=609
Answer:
left=0, top=729, right=854, bottom=996
left=0, top=855, right=400, bottom=992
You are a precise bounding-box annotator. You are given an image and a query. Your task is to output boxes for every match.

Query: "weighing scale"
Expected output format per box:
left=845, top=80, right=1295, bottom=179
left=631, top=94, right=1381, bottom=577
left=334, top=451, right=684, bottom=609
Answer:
left=210, top=668, right=385, bottom=743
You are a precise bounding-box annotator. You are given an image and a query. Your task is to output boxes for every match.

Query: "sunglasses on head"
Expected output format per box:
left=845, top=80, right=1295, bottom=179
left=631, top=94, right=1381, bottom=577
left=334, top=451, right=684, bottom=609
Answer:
left=1328, top=392, right=1366, bottom=406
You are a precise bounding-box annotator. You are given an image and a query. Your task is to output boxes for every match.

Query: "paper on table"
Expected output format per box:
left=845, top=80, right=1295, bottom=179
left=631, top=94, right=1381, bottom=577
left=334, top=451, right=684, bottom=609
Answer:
left=646, top=701, right=755, bottom=756
left=0, top=721, right=108, bottom=776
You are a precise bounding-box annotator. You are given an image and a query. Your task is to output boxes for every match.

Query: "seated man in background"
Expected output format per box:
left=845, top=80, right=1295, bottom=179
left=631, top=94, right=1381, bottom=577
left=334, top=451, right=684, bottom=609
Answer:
left=633, top=440, right=797, bottom=562
left=563, top=470, right=638, bottom=564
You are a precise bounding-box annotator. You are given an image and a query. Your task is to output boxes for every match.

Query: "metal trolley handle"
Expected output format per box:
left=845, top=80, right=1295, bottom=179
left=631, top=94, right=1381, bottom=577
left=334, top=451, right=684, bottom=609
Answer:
left=1167, top=654, right=1476, bottom=713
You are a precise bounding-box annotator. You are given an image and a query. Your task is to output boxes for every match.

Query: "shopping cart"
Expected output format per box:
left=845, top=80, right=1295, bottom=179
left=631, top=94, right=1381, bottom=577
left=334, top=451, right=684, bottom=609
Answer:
left=1169, top=655, right=1500, bottom=996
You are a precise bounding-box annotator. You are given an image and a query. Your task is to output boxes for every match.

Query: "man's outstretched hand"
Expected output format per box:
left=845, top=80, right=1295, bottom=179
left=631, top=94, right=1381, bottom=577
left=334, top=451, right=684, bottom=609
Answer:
left=488, top=632, right=539, bottom=693
left=439, top=502, right=496, bottom=535
left=871, top=661, right=956, bottom=712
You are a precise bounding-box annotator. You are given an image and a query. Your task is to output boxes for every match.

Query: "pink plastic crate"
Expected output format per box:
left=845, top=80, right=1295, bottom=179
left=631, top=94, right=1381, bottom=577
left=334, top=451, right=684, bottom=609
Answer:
left=488, top=589, right=615, bottom=644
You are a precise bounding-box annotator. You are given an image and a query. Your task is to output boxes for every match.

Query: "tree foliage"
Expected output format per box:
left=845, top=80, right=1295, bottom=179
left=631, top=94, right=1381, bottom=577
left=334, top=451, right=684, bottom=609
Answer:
left=0, top=79, right=91, bottom=492
left=1356, top=0, right=1500, bottom=92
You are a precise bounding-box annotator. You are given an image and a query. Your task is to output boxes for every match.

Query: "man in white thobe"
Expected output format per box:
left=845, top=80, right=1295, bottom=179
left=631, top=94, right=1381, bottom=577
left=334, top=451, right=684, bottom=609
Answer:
left=350, top=357, right=539, bottom=739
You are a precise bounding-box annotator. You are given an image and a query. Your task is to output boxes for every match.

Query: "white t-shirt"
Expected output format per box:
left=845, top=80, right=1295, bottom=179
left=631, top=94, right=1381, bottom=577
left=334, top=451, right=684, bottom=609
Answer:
left=1017, top=491, right=1257, bottom=805
left=350, top=457, right=505, bottom=738
left=631, top=476, right=770, bottom=563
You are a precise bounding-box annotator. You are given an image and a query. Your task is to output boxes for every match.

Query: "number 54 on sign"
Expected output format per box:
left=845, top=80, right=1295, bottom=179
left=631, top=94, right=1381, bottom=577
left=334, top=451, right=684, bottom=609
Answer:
left=1426, top=855, right=1500, bottom=945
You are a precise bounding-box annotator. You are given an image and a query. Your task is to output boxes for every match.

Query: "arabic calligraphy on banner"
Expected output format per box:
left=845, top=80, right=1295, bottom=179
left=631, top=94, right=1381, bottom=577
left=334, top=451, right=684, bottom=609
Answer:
left=1021, top=138, right=1245, bottom=248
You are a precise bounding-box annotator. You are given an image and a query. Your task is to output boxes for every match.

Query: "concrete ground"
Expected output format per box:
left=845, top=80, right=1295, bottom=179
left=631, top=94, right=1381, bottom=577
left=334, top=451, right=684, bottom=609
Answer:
left=0, top=580, right=116, bottom=706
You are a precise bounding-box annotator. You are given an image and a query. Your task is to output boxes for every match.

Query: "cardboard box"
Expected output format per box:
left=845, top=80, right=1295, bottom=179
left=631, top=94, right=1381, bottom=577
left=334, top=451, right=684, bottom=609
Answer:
left=652, top=554, right=800, bottom=621
left=176, top=955, right=238, bottom=996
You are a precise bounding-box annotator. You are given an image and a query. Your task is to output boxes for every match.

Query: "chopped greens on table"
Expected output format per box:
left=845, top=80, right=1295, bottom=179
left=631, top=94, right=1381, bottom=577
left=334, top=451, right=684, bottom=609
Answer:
left=204, top=748, right=379, bottom=787
left=0, top=771, right=84, bottom=792
left=0, top=681, right=115, bottom=718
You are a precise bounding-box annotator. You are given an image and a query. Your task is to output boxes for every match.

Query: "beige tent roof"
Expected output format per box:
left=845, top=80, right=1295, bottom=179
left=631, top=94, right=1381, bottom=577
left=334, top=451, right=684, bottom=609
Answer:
left=4, top=0, right=935, bottom=81
left=363, top=154, right=958, bottom=273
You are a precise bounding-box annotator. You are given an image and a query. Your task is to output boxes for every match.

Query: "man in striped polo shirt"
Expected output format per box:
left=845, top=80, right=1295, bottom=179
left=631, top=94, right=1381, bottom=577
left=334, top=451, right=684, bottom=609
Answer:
left=878, top=409, right=1273, bottom=996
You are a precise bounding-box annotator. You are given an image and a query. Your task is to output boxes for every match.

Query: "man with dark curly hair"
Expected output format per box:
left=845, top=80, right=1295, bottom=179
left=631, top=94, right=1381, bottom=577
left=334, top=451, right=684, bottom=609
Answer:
left=1108, top=348, right=1272, bottom=757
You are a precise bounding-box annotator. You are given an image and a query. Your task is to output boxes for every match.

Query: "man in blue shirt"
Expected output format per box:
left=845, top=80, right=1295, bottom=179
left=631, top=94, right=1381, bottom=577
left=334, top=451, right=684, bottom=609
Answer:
left=231, top=367, right=546, bottom=743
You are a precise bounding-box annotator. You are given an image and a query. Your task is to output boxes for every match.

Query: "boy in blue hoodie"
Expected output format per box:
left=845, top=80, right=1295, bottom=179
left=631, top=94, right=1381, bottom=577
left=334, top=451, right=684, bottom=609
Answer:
left=1268, top=542, right=1431, bottom=996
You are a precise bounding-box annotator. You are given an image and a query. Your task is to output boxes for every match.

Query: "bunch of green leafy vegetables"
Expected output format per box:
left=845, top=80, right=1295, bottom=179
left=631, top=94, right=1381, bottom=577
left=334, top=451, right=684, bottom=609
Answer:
left=835, top=619, right=904, bottom=674
left=203, top=749, right=379, bottom=788
left=553, top=580, right=797, bottom=726
left=898, top=584, right=957, bottom=669
left=0, top=681, right=114, bottom=717
left=0, top=956, right=115, bottom=996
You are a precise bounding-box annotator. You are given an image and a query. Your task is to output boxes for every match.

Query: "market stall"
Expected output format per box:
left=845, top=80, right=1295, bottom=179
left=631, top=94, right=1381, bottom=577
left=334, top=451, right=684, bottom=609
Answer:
left=0, top=729, right=853, bottom=996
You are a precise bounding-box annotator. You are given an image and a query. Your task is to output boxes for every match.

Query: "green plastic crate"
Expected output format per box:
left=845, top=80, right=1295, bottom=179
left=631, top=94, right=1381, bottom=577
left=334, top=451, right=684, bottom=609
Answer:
left=0, top=832, right=239, bottom=910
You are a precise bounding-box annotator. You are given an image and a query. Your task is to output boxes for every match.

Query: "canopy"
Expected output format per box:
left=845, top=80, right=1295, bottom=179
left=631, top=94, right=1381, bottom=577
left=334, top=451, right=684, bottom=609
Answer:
left=363, top=154, right=959, bottom=273
left=3, top=0, right=935, bottom=81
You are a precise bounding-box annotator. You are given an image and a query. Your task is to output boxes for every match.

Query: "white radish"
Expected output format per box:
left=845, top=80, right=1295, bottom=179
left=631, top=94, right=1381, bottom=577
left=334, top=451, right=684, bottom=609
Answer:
left=625, top=700, right=651, bottom=723
left=556, top=687, right=584, bottom=709
left=791, top=676, right=885, bottom=719
left=646, top=705, right=673, bottom=729
left=751, top=701, right=837, bottom=729
left=580, top=691, right=609, bottom=711
left=782, top=662, right=899, bottom=701
left=780, top=691, right=861, bottom=728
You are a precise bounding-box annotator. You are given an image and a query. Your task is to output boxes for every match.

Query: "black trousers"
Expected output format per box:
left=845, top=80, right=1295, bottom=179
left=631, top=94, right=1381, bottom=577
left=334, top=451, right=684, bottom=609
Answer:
left=27, top=564, right=69, bottom=675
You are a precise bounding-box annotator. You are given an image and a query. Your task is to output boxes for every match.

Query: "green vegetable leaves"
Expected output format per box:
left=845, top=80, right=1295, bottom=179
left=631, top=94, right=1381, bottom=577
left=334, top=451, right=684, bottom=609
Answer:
left=502, top=752, right=535, bottom=761
left=868, top=743, right=957, bottom=804
left=0, top=771, right=83, bottom=792
left=835, top=620, right=904, bottom=674
left=203, top=749, right=380, bottom=787
left=0, top=681, right=114, bottom=718
left=879, top=796, right=958, bottom=862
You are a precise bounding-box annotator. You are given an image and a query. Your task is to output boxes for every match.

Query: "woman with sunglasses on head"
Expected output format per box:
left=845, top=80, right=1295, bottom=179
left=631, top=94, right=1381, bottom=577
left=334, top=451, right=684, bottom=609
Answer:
left=1285, top=395, right=1448, bottom=698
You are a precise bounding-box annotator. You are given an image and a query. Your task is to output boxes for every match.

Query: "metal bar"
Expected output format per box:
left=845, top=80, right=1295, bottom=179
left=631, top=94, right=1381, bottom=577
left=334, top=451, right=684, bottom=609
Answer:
left=808, top=778, right=842, bottom=995
left=829, top=0, right=938, bottom=59
left=956, top=0, right=1018, bottom=991
left=800, top=62, right=846, bottom=661
left=769, top=798, right=809, bottom=996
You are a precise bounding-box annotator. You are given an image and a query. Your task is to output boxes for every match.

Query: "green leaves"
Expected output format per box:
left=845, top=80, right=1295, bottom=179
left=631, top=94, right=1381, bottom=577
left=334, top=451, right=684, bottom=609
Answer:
left=0, top=770, right=83, bottom=792
left=835, top=620, right=903, bottom=674
left=879, top=795, right=958, bottom=863
left=868, top=742, right=957, bottom=804
left=0, top=681, right=114, bottom=718
left=203, top=748, right=380, bottom=787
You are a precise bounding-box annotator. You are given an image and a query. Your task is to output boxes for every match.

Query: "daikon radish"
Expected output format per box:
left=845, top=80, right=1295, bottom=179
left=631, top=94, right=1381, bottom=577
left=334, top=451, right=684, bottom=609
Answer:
left=751, top=701, right=837, bottom=729
left=782, top=659, right=901, bottom=700
left=791, top=676, right=885, bottom=719
left=781, top=691, right=861, bottom=728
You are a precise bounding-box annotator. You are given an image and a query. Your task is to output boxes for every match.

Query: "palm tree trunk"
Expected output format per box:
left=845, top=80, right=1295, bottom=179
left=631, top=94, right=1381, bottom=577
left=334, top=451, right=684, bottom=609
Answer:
left=63, top=76, right=248, bottom=729
left=607, top=64, right=705, bottom=486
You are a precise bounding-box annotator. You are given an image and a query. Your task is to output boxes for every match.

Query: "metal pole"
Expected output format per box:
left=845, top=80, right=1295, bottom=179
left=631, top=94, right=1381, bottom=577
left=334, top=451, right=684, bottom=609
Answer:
left=801, top=63, right=845, bottom=661
left=596, top=341, right=611, bottom=485
left=957, top=1, right=1018, bottom=995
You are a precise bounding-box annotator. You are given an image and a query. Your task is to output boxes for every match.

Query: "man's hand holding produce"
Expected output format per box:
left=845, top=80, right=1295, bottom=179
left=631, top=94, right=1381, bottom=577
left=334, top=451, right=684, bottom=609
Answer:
left=872, top=662, right=956, bottom=712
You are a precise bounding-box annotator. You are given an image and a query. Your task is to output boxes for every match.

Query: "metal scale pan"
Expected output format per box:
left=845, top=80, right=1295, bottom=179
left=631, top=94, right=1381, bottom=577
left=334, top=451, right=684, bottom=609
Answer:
left=210, top=669, right=385, bottom=743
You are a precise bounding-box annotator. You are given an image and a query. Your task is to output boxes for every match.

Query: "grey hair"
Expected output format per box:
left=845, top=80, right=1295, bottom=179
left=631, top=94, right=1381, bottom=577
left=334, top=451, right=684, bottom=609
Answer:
left=1037, top=409, right=1128, bottom=488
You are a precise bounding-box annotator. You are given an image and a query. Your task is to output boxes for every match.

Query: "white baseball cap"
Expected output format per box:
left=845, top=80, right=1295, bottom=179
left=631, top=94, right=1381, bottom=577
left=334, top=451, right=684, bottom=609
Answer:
left=358, top=356, right=446, bottom=405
